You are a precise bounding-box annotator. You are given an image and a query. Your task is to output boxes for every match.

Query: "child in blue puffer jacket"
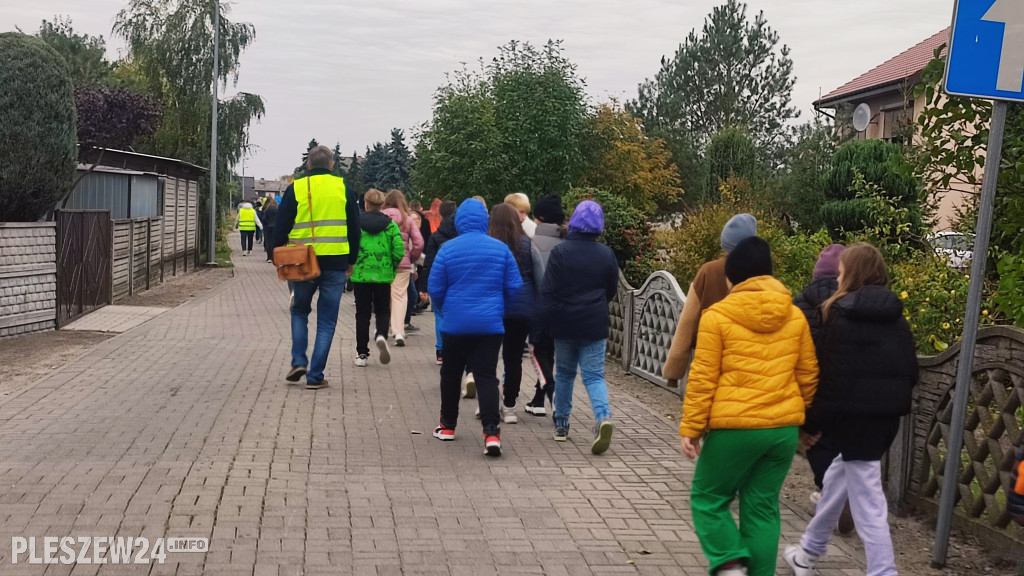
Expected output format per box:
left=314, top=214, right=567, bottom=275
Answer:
left=428, top=199, right=522, bottom=457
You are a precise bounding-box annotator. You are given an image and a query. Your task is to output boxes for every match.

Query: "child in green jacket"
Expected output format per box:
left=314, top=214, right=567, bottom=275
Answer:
left=350, top=189, right=405, bottom=366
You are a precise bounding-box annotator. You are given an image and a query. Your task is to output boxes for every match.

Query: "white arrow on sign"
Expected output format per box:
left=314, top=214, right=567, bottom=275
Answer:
left=983, top=0, right=1024, bottom=92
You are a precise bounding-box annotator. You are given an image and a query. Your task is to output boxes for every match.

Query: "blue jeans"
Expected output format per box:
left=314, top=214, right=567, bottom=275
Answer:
left=290, top=270, right=346, bottom=383
left=553, top=339, right=610, bottom=430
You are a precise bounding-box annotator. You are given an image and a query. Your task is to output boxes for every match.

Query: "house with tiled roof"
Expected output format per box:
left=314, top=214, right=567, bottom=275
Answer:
left=814, top=28, right=972, bottom=230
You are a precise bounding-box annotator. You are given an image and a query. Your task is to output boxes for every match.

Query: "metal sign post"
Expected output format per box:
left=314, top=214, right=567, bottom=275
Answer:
left=930, top=99, right=1005, bottom=567
left=932, top=0, right=1024, bottom=566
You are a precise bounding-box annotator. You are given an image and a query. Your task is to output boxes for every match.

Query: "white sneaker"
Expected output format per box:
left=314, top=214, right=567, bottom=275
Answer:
left=474, top=405, right=481, bottom=419
left=395, top=334, right=405, bottom=347
left=375, top=335, right=390, bottom=365
left=716, top=567, right=747, bottom=576
left=502, top=405, right=518, bottom=424
left=353, top=354, right=368, bottom=367
left=783, top=544, right=818, bottom=576
left=524, top=402, right=547, bottom=416
left=461, top=372, right=476, bottom=399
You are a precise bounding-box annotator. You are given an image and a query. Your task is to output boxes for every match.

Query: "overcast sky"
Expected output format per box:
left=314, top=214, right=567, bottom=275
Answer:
left=2, top=0, right=952, bottom=179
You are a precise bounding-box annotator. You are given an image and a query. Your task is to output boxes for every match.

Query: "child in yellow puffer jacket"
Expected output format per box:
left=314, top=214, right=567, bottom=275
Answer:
left=679, top=236, right=819, bottom=576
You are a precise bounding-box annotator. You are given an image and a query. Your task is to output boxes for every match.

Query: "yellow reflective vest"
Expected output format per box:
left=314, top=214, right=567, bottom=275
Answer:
left=238, top=207, right=257, bottom=231
left=288, top=173, right=350, bottom=256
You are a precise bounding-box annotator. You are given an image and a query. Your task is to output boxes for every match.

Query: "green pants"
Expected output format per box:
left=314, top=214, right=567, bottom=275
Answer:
left=690, top=427, right=798, bottom=576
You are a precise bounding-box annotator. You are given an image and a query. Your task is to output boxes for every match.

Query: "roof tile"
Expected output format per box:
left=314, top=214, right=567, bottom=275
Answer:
left=816, top=28, right=950, bottom=106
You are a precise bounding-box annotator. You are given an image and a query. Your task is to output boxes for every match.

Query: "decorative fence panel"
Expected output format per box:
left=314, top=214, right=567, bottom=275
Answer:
left=607, top=272, right=634, bottom=369
left=0, top=222, right=58, bottom=337
left=628, top=272, right=686, bottom=390
left=905, top=326, right=1024, bottom=546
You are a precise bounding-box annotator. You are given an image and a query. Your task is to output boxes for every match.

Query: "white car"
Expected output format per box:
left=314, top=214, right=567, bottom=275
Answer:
left=928, top=232, right=973, bottom=269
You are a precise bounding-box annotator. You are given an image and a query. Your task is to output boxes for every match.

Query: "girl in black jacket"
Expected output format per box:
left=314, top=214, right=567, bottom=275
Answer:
left=784, top=243, right=918, bottom=576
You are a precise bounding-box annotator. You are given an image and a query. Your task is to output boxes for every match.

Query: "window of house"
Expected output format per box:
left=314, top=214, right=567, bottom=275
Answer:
left=882, top=103, right=914, bottom=144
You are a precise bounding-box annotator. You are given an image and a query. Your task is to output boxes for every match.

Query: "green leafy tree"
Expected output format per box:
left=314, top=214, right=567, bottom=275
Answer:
left=0, top=33, right=77, bottom=221
left=629, top=0, right=797, bottom=178
left=35, top=17, right=112, bottom=86
left=578, top=101, right=683, bottom=214
left=915, top=51, right=1024, bottom=327
left=113, top=0, right=265, bottom=218
left=412, top=69, right=499, bottom=202
left=414, top=40, right=590, bottom=206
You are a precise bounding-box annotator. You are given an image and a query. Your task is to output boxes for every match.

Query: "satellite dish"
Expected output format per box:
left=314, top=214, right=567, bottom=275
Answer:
left=852, top=103, right=871, bottom=132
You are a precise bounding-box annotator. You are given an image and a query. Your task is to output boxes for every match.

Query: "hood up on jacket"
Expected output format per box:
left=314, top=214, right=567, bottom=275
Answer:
left=434, top=215, right=457, bottom=241
left=455, top=198, right=489, bottom=235
left=239, top=202, right=253, bottom=209
left=361, top=210, right=392, bottom=234
left=714, top=276, right=794, bottom=333
left=799, top=276, right=838, bottom=308
left=834, top=284, right=904, bottom=322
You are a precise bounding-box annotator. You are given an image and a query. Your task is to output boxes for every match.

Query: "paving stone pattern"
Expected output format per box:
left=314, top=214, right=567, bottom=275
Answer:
left=0, top=237, right=865, bottom=575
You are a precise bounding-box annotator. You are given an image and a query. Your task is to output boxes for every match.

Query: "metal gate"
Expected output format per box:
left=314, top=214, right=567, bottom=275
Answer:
left=56, top=210, right=112, bottom=327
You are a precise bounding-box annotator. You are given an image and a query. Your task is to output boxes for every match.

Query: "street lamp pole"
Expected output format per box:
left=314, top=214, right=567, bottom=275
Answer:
left=206, top=0, right=219, bottom=265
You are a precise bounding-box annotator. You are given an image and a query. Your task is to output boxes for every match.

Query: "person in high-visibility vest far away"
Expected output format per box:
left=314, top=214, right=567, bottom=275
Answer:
left=234, top=201, right=263, bottom=256
left=272, top=145, right=361, bottom=390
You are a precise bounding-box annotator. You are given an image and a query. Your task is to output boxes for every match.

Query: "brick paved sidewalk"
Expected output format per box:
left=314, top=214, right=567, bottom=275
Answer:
left=0, top=236, right=864, bottom=575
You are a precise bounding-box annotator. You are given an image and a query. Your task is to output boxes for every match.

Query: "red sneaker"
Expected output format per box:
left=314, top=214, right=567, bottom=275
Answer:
left=433, top=423, right=455, bottom=441
left=484, top=432, right=501, bottom=457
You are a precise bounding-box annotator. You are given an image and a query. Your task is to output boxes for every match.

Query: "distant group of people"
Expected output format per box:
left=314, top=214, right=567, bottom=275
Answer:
left=240, top=144, right=1023, bottom=576
left=233, top=195, right=278, bottom=262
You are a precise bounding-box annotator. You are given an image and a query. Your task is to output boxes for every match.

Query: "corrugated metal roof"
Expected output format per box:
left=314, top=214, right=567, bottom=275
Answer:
left=815, top=28, right=950, bottom=107
left=76, top=164, right=151, bottom=176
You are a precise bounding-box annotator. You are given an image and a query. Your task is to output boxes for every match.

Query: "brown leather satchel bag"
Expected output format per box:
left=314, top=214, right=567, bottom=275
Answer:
left=273, top=179, right=321, bottom=282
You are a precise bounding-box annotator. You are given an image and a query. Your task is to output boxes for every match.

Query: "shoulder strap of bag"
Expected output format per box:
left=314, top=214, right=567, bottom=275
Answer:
left=307, top=178, right=316, bottom=245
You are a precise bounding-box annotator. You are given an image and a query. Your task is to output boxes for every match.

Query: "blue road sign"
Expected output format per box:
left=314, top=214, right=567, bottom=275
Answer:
left=946, top=0, right=1024, bottom=102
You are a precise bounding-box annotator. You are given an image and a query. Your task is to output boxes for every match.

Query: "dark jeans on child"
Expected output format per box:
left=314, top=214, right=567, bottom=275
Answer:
left=353, top=282, right=391, bottom=356
left=440, top=334, right=502, bottom=433
left=529, top=330, right=556, bottom=405
left=501, top=317, right=531, bottom=408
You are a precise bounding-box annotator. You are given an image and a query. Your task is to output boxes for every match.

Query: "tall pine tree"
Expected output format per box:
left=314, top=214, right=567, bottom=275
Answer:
left=294, top=138, right=319, bottom=175
left=379, top=128, right=414, bottom=194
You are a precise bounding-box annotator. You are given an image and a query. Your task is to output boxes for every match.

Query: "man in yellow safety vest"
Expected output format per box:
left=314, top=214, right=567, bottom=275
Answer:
left=271, top=145, right=361, bottom=389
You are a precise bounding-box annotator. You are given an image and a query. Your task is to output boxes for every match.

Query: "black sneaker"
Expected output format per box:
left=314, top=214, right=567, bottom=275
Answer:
left=553, top=427, right=569, bottom=442
left=405, top=323, right=420, bottom=333
left=285, top=366, right=306, bottom=382
left=435, top=349, right=443, bottom=366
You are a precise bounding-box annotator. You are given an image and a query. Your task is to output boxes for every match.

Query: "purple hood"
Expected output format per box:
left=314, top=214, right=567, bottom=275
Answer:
left=568, top=200, right=604, bottom=235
